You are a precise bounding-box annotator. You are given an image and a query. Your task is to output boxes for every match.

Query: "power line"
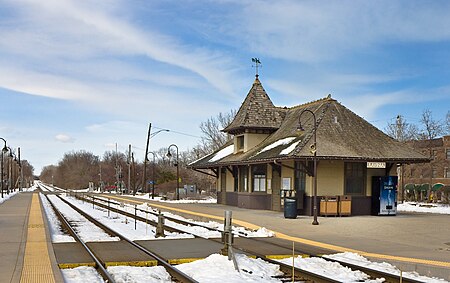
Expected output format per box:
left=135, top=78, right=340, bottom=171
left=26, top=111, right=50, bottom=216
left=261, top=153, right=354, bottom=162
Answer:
left=153, top=126, right=202, bottom=139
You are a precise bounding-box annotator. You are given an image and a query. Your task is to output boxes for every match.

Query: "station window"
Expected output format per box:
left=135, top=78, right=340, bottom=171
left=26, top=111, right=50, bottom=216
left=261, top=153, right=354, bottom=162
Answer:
left=236, top=136, right=244, bottom=151
left=252, top=164, right=267, bottom=192
left=445, top=168, right=450, bottom=178
left=344, top=162, right=366, bottom=195
left=239, top=166, right=248, bottom=192
left=447, top=149, right=450, bottom=160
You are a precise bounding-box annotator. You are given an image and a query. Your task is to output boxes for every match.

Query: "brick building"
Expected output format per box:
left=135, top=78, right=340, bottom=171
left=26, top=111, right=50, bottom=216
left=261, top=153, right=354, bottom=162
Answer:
left=403, top=135, right=450, bottom=201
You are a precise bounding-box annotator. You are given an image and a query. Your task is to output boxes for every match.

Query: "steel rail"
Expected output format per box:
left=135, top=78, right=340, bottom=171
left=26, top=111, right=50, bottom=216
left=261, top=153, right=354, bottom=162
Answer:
left=43, top=193, right=116, bottom=283
left=73, top=194, right=185, bottom=234
left=55, top=194, right=198, bottom=283
left=93, top=193, right=427, bottom=283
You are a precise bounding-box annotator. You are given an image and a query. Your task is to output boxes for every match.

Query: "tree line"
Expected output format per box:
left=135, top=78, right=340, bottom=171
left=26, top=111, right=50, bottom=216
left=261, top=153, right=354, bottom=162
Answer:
left=39, top=110, right=236, bottom=193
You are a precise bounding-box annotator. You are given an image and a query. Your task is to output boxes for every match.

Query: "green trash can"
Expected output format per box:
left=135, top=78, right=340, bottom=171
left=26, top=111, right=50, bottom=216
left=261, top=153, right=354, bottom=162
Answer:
left=284, top=198, right=297, bottom=219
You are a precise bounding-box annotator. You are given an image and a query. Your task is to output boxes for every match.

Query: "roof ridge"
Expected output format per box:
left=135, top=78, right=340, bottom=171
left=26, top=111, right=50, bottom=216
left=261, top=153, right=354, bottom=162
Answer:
left=289, top=94, right=335, bottom=110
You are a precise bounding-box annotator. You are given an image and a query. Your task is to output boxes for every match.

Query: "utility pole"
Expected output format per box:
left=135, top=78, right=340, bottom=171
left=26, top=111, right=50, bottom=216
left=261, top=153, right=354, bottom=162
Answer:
left=131, top=152, right=136, bottom=194
left=396, top=115, right=404, bottom=202
left=128, top=144, right=131, bottom=195
left=18, top=147, right=22, bottom=192
left=99, top=164, right=103, bottom=192
left=141, top=123, right=152, bottom=196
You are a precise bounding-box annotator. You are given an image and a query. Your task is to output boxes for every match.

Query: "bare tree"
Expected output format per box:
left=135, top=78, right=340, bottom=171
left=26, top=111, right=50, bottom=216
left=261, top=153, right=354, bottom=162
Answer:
left=446, top=111, right=450, bottom=134
left=54, top=150, right=100, bottom=190
left=199, top=109, right=236, bottom=154
left=419, top=109, right=445, bottom=201
left=419, top=109, right=444, bottom=141
left=384, top=115, right=419, bottom=142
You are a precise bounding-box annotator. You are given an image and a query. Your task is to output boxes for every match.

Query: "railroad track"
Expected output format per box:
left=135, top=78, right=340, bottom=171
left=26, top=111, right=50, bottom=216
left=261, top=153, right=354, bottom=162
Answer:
left=42, top=191, right=198, bottom=283
left=74, top=192, right=424, bottom=283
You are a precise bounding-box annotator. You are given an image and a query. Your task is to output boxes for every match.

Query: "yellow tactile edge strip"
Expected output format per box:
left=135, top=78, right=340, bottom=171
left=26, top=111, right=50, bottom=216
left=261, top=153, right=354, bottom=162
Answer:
left=105, top=194, right=450, bottom=269
left=20, top=193, right=56, bottom=283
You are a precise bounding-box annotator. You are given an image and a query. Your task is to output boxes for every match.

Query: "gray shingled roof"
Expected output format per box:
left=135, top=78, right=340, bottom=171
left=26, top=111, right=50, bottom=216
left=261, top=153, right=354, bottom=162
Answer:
left=222, top=76, right=285, bottom=134
left=190, top=95, right=429, bottom=169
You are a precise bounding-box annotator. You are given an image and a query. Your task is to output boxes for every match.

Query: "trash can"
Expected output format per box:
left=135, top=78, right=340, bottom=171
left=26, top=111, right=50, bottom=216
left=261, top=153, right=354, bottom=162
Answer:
left=284, top=198, right=297, bottom=219
left=320, top=196, right=338, bottom=216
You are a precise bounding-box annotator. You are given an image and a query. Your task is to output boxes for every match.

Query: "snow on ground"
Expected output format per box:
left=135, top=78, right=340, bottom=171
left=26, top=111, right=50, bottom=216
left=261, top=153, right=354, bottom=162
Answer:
left=278, top=256, right=383, bottom=282
left=177, top=253, right=283, bottom=283
left=133, top=194, right=217, bottom=204
left=398, top=202, right=450, bottom=214
left=61, top=195, right=193, bottom=240
left=108, top=265, right=172, bottom=283
left=61, top=266, right=104, bottom=283
left=91, top=195, right=274, bottom=238
left=39, top=193, right=76, bottom=243
left=325, top=252, right=449, bottom=283
left=0, top=190, right=19, bottom=204
left=47, top=195, right=120, bottom=242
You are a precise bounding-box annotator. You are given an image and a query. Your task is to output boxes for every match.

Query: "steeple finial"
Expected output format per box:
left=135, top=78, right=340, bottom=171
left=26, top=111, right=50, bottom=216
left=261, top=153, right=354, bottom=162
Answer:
left=251, top=58, right=261, bottom=78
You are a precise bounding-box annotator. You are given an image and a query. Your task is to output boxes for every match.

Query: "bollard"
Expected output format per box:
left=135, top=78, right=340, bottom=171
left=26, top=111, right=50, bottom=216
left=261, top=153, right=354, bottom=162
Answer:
left=155, top=211, right=165, bottom=238
left=221, top=210, right=233, bottom=257
left=220, top=210, right=239, bottom=272
left=108, top=198, right=110, bottom=217
left=134, top=204, right=137, bottom=230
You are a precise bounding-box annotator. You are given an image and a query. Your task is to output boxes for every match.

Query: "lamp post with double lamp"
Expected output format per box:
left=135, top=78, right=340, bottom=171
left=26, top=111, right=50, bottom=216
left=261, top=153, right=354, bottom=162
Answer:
left=166, top=144, right=179, bottom=201
left=298, top=109, right=319, bottom=226
left=0, top=138, right=7, bottom=198
left=146, top=151, right=156, bottom=199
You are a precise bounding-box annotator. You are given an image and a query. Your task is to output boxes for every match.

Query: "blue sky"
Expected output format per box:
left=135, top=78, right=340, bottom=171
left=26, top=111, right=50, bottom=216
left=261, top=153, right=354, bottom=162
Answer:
left=1, top=0, right=450, bottom=174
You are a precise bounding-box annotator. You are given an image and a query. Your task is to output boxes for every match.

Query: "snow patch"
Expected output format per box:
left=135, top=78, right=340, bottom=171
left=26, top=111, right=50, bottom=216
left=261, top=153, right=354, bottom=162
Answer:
left=280, top=140, right=301, bottom=155
left=397, top=202, right=450, bottom=214
left=257, top=137, right=296, bottom=155
left=209, top=144, right=234, bottom=162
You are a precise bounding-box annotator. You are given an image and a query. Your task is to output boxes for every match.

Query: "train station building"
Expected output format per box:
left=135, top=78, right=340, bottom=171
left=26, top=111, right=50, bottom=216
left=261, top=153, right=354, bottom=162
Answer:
left=189, top=75, right=429, bottom=216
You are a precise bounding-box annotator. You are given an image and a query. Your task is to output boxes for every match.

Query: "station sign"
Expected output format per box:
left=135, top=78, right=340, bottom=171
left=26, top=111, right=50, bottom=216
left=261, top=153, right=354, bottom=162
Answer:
left=367, top=162, right=386, bottom=169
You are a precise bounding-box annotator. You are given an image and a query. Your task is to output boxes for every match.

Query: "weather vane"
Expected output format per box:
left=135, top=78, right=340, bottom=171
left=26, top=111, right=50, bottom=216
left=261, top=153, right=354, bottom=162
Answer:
left=251, top=58, right=261, bottom=77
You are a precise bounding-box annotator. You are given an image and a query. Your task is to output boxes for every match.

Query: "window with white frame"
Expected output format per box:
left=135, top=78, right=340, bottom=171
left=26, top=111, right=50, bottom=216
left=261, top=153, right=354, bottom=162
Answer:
left=252, top=164, right=267, bottom=192
left=447, top=149, right=450, bottom=160
left=445, top=168, right=450, bottom=178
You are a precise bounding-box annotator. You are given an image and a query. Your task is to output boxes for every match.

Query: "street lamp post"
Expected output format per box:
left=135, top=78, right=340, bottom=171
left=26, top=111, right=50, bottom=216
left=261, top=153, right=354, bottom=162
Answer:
left=142, top=123, right=169, bottom=196
left=167, top=144, right=179, bottom=201
left=298, top=109, right=319, bottom=225
left=146, top=151, right=156, bottom=199
left=0, top=138, right=7, bottom=198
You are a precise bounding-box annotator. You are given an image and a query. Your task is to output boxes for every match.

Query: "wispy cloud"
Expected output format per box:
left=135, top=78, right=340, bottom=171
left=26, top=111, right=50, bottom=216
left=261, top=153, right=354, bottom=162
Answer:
left=214, top=0, right=450, bottom=62
left=1, top=0, right=237, bottom=96
left=55, top=134, right=75, bottom=143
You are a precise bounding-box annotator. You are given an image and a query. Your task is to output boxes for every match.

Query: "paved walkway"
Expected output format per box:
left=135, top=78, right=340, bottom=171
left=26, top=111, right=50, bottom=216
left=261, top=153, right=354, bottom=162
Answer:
left=0, top=193, right=62, bottom=283
left=107, top=194, right=450, bottom=280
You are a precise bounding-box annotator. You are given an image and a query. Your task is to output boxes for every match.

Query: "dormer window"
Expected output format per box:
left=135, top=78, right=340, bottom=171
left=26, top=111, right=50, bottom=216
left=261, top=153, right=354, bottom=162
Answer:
left=237, top=135, right=244, bottom=151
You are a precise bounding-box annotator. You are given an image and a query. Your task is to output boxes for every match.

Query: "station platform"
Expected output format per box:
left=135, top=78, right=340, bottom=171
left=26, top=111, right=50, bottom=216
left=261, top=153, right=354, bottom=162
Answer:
left=0, top=192, right=63, bottom=283
left=105, top=194, right=450, bottom=280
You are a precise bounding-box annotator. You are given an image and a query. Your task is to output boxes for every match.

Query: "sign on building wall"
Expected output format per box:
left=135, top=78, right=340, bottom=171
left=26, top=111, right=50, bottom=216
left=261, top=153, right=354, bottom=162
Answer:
left=367, top=162, right=386, bottom=169
left=282, top=177, right=291, bottom=190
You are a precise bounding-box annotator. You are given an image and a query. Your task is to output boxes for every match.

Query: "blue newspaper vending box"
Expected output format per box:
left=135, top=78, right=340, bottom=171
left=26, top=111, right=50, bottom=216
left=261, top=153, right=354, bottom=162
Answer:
left=372, top=176, right=398, bottom=216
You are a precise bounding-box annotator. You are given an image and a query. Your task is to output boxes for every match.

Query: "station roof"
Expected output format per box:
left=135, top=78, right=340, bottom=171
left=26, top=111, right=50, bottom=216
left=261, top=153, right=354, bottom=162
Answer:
left=190, top=77, right=429, bottom=169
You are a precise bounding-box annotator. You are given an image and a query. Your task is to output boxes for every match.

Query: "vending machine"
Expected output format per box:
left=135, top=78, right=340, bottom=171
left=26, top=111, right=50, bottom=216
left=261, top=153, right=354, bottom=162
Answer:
left=371, top=176, right=398, bottom=215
